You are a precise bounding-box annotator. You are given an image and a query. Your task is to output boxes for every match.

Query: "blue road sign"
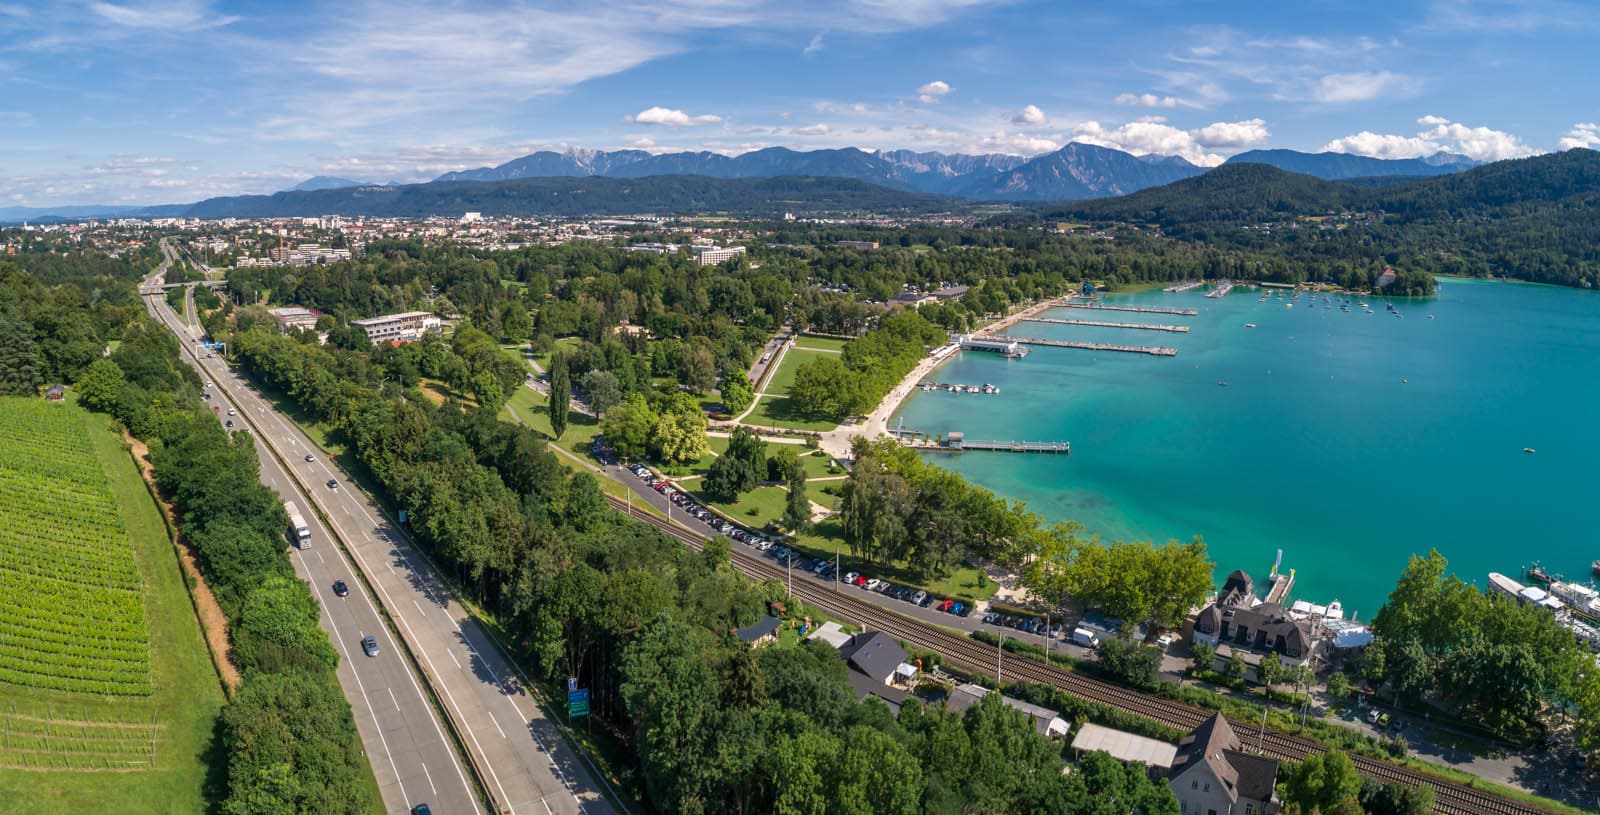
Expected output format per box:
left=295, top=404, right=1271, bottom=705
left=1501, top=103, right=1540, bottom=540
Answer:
left=398, top=509, right=408, bottom=523
left=567, top=688, right=589, bottom=717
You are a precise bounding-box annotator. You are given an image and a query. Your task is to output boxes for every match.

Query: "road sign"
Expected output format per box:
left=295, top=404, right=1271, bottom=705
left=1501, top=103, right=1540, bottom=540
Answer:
left=567, top=688, right=589, bottom=718
left=567, top=677, right=577, bottom=692
left=398, top=510, right=408, bottom=523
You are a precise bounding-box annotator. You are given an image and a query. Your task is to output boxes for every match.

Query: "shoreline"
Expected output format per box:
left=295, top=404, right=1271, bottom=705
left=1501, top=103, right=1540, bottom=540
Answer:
left=819, top=295, right=1071, bottom=459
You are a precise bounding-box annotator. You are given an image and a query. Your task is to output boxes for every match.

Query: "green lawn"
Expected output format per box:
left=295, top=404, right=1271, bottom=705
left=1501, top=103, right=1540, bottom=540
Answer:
left=741, top=396, right=839, bottom=432
left=529, top=337, right=583, bottom=372
left=780, top=523, right=1000, bottom=604
left=0, top=406, right=228, bottom=814
left=690, top=438, right=840, bottom=479
left=762, top=348, right=827, bottom=396
left=792, top=335, right=849, bottom=352
left=500, top=385, right=603, bottom=457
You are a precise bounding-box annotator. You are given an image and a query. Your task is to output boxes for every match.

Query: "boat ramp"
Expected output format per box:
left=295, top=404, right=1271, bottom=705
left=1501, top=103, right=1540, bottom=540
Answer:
left=1021, top=316, right=1190, bottom=333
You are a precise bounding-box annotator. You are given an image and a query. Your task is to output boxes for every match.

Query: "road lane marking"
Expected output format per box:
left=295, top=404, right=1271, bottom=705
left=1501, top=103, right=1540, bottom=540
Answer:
left=389, top=687, right=400, bottom=711
left=449, top=651, right=461, bottom=669
left=422, top=761, right=437, bottom=796
left=490, top=712, right=507, bottom=739
left=414, top=598, right=426, bottom=616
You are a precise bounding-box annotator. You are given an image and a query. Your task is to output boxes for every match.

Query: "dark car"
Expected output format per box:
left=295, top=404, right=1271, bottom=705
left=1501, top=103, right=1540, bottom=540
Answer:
left=326, top=479, right=339, bottom=489
left=412, top=804, right=432, bottom=815
left=361, top=635, right=379, bottom=657
left=224, top=420, right=233, bottom=428
left=332, top=579, right=349, bottom=597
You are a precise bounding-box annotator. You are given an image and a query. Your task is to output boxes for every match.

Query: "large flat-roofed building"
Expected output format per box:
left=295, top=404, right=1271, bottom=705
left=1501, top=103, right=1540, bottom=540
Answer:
left=350, top=311, right=442, bottom=344
left=691, top=245, right=746, bottom=266
left=269, top=306, right=319, bottom=333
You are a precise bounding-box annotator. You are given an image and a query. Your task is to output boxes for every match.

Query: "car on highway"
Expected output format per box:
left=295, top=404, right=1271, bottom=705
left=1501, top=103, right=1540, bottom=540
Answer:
left=304, top=453, right=315, bottom=462
left=332, top=580, right=349, bottom=597
left=326, top=479, right=339, bottom=489
left=412, top=804, right=432, bottom=815
left=361, top=635, right=379, bottom=657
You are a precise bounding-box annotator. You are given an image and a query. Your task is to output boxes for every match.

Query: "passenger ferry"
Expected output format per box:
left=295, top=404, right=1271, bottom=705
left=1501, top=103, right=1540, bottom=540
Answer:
left=1551, top=581, right=1600, bottom=623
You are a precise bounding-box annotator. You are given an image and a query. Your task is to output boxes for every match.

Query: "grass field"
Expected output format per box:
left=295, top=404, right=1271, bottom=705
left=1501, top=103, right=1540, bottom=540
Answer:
left=760, top=348, right=828, bottom=396
left=740, top=396, right=839, bottom=432
left=791, top=335, right=848, bottom=352
left=0, top=398, right=225, bottom=814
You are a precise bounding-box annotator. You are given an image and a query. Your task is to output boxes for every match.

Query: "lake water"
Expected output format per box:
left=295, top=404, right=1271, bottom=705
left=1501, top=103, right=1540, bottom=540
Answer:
left=891, top=279, right=1600, bottom=618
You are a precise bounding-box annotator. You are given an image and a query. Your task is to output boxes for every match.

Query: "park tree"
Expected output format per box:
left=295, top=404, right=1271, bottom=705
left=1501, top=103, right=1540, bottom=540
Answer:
left=1257, top=652, right=1283, bottom=689
left=783, top=454, right=811, bottom=532
left=601, top=394, right=657, bottom=459
left=789, top=355, right=862, bottom=419
left=679, top=340, right=718, bottom=394
left=76, top=357, right=126, bottom=413
left=704, top=426, right=766, bottom=501
left=838, top=459, right=914, bottom=562
left=499, top=300, right=531, bottom=343
left=720, top=373, right=754, bottom=415
left=650, top=408, right=708, bottom=466
left=1098, top=637, right=1163, bottom=689
left=549, top=352, right=570, bottom=440
left=1326, top=670, right=1352, bottom=701
left=579, top=369, right=622, bottom=416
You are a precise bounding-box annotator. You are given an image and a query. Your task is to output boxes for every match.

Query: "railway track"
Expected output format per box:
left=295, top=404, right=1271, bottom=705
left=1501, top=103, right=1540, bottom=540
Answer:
left=607, top=494, right=1556, bottom=815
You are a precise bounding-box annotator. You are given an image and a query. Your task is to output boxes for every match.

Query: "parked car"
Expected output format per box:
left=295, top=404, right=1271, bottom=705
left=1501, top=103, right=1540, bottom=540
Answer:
left=911, top=590, right=928, bottom=606
left=919, top=593, right=935, bottom=607
left=224, top=420, right=233, bottom=428
left=813, top=560, right=830, bottom=575
left=1366, top=708, right=1383, bottom=725
left=853, top=574, right=869, bottom=587
left=1071, top=628, right=1100, bottom=648
left=361, top=635, right=379, bottom=657
left=843, top=572, right=859, bottom=585
left=332, top=580, right=349, bottom=597
left=227, top=408, right=236, bottom=416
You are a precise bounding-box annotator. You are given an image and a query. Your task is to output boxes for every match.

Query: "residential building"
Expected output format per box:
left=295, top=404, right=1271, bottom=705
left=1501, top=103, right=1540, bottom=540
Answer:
left=835, top=630, right=917, bottom=710
left=805, top=621, right=853, bottom=650
left=734, top=615, right=781, bottom=648
left=945, top=683, right=1070, bottom=739
left=691, top=245, right=746, bottom=266
left=1168, top=713, right=1279, bottom=815
left=1376, top=268, right=1398, bottom=288
left=837, top=240, right=880, bottom=250
left=350, top=311, right=442, bottom=344
left=1192, top=570, right=1315, bottom=671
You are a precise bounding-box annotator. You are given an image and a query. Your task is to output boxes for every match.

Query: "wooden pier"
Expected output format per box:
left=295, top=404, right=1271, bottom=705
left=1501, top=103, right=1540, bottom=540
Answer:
left=1163, top=281, right=1205, bottom=293
left=996, top=335, right=1178, bottom=357
left=1021, top=317, right=1190, bottom=333
left=889, top=429, right=1069, bottom=454
left=1265, top=569, right=1296, bottom=604
left=1064, top=303, right=1198, bottom=317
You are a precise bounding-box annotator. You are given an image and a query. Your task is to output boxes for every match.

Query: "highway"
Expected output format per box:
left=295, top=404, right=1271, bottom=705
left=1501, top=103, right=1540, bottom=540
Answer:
left=140, top=248, right=615, bottom=815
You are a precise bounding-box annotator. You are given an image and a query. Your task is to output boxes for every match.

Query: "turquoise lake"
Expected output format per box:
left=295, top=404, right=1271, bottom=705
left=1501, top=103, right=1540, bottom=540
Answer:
left=890, top=279, right=1600, bottom=618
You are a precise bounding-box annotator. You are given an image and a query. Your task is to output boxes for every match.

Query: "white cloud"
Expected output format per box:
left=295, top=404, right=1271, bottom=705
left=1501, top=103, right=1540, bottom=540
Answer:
left=916, top=80, right=951, bottom=103
left=1011, top=104, right=1047, bottom=126
left=1114, top=93, right=1182, bottom=108
left=1323, top=115, right=1538, bottom=161
left=88, top=0, right=237, bottom=31
left=803, top=31, right=824, bottom=55
left=1309, top=71, right=1416, bottom=104
left=1070, top=117, right=1271, bottom=166
left=629, top=106, right=723, bottom=127
left=791, top=123, right=831, bottom=136
left=978, top=131, right=1062, bottom=154
left=1558, top=123, right=1600, bottom=150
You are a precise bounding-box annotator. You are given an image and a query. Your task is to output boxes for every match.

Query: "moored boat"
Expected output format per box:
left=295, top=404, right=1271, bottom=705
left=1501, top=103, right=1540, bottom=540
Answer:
left=1527, top=562, right=1551, bottom=582
left=1551, top=581, right=1600, bottom=622
left=1488, top=572, right=1525, bottom=601
left=1592, top=559, right=1600, bottom=578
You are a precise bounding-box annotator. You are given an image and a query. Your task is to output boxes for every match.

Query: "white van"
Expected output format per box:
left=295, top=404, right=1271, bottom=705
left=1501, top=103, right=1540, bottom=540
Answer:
left=1071, top=627, right=1100, bottom=648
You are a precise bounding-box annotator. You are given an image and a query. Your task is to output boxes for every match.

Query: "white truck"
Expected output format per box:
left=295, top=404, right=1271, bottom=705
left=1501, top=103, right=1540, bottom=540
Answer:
left=285, top=501, right=311, bottom=549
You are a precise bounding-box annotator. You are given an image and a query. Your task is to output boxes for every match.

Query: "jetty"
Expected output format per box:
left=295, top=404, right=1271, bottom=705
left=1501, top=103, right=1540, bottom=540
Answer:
left=1021, top=317, right=1190, bottom=333
left=1265, top=568, right=1296, bottom=604
left=890, top=429, right=1069, bottom=454
left=998, top=335, right=1178, bottom=357
left=1163, top=281, right=1205, bottom=293
left=1063, top=303, right=1198, bottom=317
left=921, top=381, right=1001, bottom=395
left=1205, top=280, right=1235, bottom=299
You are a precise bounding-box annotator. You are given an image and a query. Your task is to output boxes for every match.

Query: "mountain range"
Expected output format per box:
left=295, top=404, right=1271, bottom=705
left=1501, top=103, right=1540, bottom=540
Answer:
left=1221, top=149, right=1479, bottom=180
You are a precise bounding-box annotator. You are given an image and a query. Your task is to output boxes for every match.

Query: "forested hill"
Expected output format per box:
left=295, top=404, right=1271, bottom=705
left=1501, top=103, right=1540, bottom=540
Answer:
left=183, top=174, right=958, bottom=219
left=1034, top=149, right=1600, bottom=288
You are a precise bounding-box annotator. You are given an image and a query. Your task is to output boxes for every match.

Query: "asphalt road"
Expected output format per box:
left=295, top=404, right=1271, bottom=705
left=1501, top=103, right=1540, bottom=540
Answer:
left=141, top=264, right=614, bottom=815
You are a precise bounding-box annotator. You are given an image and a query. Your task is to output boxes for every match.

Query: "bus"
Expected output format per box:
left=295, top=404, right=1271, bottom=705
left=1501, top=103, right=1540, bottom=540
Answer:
left=285, top=501, right=311, bottom=549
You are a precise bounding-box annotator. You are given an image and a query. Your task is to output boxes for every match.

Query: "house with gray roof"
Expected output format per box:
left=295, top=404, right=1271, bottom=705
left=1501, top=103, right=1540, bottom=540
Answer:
left=836, top=631, right=916, bottom=711
left=1168, top=713, right=1279, bottom=815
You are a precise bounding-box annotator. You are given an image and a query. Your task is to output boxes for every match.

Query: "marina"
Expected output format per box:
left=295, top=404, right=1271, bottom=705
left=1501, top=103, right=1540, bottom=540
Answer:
left=1020, top=316, right=1190, bottom=333
left=1205, top=280, right=1235, bottom=299
left=1163, top=281, right=1205, bottom=293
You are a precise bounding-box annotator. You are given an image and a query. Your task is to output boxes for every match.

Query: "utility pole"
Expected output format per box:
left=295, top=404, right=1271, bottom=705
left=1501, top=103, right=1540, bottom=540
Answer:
left=997, top=633, right=1004, bottom=685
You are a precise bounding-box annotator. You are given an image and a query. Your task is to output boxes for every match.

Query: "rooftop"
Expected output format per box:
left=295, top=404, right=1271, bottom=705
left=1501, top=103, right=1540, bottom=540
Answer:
left=1071, top=723, right=1177, bottom=769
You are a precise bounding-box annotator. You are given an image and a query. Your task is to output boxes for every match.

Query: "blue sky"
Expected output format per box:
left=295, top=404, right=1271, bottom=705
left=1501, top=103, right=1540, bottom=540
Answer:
left=3, top=0, right=1597, bottom=206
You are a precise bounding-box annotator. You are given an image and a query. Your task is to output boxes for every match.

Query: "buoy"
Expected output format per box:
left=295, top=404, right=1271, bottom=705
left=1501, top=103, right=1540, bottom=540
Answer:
left=1402, top=379, right=1408, bottom=384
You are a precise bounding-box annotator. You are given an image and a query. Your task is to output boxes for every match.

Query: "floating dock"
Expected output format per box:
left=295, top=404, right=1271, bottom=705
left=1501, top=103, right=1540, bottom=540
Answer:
left=996, top=335, right=1178, bottom=357
left=1063, top=303, right=1198, bottom=317
left=1163, top=281, right=1205, bottom=293
left=1021, top=317, right=1190, bottom=333
left=1205, top=280, right=1235, bottom=299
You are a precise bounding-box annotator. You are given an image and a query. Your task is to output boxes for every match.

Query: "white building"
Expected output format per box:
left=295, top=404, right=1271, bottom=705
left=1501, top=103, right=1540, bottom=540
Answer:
left=268, top=306, right=319, bottom=333
left=350, top=311, right=442, bottom=344
left=691, top=245, right=747, bottom=266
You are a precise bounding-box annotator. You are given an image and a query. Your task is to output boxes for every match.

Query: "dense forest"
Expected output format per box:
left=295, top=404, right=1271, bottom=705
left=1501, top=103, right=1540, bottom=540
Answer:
left=1036, top=149, right=1600, bottom=290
